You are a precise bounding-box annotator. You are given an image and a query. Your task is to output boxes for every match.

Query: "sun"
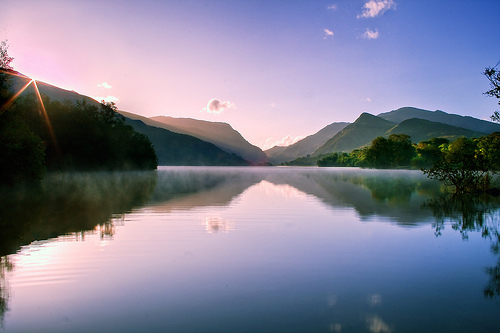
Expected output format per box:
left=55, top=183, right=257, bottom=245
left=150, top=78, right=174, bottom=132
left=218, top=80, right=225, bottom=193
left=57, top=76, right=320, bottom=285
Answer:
left=0, top=68, right=60, bottom=154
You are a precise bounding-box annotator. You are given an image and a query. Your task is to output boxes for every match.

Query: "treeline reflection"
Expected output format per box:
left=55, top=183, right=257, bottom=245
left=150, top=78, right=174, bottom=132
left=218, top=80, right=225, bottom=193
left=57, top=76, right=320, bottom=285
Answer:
left=0, top=168, right=451, bottom=257
left=0, top=171, right=157, bottom=257
left=425, top=194, right=500, bottom=297
left=149, top=168, right=447, bottom=224
left=0, top=167, right=499, bottom=322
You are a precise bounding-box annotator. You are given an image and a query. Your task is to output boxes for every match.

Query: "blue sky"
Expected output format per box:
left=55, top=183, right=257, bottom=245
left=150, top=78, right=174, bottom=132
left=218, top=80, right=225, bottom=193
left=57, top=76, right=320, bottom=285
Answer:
left=2, top=0, right=500, bottom=148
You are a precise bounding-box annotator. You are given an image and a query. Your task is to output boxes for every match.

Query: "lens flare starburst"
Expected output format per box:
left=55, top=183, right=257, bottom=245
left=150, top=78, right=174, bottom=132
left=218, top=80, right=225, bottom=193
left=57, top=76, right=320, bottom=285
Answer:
left=0, top=68, right=61, bottom=156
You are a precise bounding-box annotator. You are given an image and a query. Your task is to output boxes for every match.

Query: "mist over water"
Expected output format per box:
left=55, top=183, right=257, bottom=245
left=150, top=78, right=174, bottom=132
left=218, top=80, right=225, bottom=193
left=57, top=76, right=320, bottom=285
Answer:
left=0, top=167, right=499, bottom=332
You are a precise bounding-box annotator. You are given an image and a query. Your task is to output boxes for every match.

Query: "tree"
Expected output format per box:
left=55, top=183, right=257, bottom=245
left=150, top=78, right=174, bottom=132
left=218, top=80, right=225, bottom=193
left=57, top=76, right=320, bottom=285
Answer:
left=0, top=67, right=45, bottom=185
left=0, top=40, right=14, bottom=70
left=422, top=136, right=500, bottom=193
left=414, top=137, right=450, bottom=169
left=364, top=134, right=415, bottom=168
left=484, top=62, right=500, bottom=122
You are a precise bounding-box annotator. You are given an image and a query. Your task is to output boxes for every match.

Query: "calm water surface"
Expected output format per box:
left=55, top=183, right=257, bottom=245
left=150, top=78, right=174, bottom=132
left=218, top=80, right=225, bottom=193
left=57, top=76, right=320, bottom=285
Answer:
left=0, top=167, right=499, bottom=332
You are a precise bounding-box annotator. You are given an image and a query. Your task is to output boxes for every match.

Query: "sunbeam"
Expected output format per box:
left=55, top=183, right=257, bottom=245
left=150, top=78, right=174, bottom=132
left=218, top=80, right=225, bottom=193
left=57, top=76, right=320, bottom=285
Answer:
left=0, top=69, right=62, bottom=158
left=33, top=80, right=61, bottom=157
left=0, top=78, right=34, bottom=115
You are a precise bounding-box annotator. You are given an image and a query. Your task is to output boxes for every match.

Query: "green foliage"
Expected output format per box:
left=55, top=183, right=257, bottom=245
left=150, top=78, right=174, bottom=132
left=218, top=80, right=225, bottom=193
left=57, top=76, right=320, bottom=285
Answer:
left=358, top=134, right=416, bottom=169
left=317, top=149, right=366, bottom=167
left=281, top=154, right=318, bottom=166
left=0, top=107, right=45, bottom=185
left=422, top=135, right=500, bottom=193
left=414, top=137, right=450, bottom=169
left=35, top=97, right=158, bottom=171
left=0, top=73, right=45, bottom=185
left=1, top=71, right=157, bottom=185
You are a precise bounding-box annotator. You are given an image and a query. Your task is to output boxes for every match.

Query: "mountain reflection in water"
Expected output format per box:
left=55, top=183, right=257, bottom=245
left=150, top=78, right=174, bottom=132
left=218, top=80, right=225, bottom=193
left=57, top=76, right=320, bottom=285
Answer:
left=0, top=167, right=499, bottom=332
left=148, top=167, right=446, bottom=225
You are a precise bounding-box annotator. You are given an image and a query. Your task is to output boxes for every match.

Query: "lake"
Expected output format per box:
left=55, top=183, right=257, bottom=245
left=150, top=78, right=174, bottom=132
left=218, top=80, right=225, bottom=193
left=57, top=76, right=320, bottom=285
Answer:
left=0, top=166, right=499, bottom=332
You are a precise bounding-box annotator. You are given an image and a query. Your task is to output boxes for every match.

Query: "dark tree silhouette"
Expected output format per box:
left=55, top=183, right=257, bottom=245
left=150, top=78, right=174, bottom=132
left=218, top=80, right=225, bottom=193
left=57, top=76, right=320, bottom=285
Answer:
left=0, top=40, right=14, bottom=70
left=484, top=62, right=500, bottom=122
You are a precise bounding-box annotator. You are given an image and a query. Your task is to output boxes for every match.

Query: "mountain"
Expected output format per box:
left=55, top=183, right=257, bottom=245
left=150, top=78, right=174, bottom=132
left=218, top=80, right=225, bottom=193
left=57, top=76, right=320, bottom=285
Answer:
left=313, top=113, right=396, bottom=156
left=378, top=107, right=500, bottom=134
left=149, top=116, right=268, bottom=165
left=386, top=118, right=486, bottom=143
left=120, top=112, right=250, bottom=166
left=4, top=69, right=99, bottom=106
left=3, top=70, right=250, bottom=166
left=265, top=122, right=349, bottom=164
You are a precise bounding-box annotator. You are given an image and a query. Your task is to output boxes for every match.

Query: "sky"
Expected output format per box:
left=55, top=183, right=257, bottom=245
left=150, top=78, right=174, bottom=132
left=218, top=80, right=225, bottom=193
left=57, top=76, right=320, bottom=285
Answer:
left=2, top=0, right=500, bottom=149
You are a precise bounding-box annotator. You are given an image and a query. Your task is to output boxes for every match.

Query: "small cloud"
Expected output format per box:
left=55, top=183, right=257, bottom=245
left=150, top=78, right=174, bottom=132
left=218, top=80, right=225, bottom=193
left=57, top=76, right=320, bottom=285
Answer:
left=324, top=29, right=334, bottom=39
left=327, top=4, right=337, bottom=10
left=269, top=102, right=277, bottom=108
left=261, top=135, right=306, bottom=150
left=97, top=82, right=112, bottom=89
left=202, top=98, right=235, bottom=114
left=92, top=95, right=120, bottom=103
left=363, top=97, right=373, bottom=102
left=357, top=0, right=396, bottom=19
left=361, top=28, right=379, bottom=39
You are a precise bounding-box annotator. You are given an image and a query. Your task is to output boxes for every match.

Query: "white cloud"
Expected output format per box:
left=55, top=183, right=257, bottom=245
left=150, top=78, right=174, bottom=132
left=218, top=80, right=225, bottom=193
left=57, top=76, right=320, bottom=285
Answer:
left=361, top=28, right=379, bottom=39
left=357, top=0, right=396, bottom=18
left=261, top=135, right=306, bottom=150
left=324, top=29, right=334, bottom=39
left=327, top=4, right=337, bottom=10
left=92, top=95, right=120, bottom=104
left=202, top=98, right=235, bottom=114
left=97, top=82, right=112, bottom=89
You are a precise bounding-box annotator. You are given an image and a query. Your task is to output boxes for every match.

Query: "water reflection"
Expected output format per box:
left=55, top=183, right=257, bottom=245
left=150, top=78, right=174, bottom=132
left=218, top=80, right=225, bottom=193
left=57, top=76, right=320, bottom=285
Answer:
left=150, top=167, right=445, bottom=226
left=425, top=194, right=500, bottom=297
left=203, top=216, right=234, bottom=233
left=1, top=167, right=499, bottom=331
left=366, top=314, right=393, bottom=333
left=0, top=257, right=12, bottom=328
left=0, top=171, right=157, bottom=256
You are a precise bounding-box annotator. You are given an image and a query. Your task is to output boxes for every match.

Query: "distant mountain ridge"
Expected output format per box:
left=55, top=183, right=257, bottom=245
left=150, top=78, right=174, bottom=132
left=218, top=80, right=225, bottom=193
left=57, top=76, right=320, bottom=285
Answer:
left=312, top=112, right=490, bottom=157
left=378, top=107, right=500, bottom=133
left=313, top=113, right=396, bottom=156
left=265, top=122, right=349, bottom=164
left=273, top=107, right=499, bottom=163
left=149, top=116, right=268, bottom=165
left=123, top=116, right=249, bottom=166
left=385, top=118, right=485, bottom=143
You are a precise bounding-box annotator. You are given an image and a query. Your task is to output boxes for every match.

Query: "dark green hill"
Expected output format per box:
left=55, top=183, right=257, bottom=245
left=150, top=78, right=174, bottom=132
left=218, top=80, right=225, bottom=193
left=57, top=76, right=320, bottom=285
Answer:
left=265, top=122, right=349, bottom=164
left=378, top=107, right=500, bottom=134
left=149, top=116, right=268, bottom=165
left=386, top=118, right=486, bottom=142
left=313, top=113, right=395, bottom=155
left=125, top=118, right=250, bottom=166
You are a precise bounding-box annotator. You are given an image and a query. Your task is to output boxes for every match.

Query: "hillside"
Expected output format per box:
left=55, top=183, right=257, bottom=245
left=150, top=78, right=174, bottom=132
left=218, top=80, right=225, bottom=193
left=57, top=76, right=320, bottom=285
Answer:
left=3, top=71, right=251, bottom=167
left=125, top=118, right=249, bottom=166
left=378, top=107, right=500, bottom=134
left=1, top=70, right=158, bottom=176
left=265, top=122, right=349, bottom=164
left=386, top=118, right=486, bottom=142
left=313, top=113, right=395, bottom=156
left=149, top=116, right=268, bottom=165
